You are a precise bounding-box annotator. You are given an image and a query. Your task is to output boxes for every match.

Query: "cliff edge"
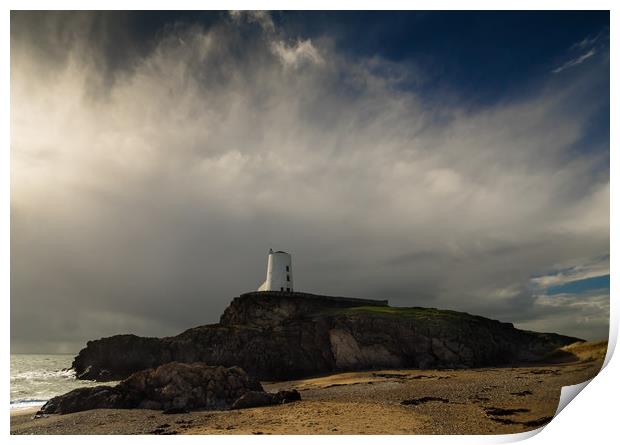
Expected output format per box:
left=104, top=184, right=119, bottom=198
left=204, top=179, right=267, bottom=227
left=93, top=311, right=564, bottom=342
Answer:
left=72, top=292, right=582, bottom=382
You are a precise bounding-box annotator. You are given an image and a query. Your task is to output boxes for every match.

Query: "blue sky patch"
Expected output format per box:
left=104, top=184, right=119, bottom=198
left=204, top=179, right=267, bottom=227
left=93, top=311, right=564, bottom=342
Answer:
left=546, top=275, right=610, bottom=295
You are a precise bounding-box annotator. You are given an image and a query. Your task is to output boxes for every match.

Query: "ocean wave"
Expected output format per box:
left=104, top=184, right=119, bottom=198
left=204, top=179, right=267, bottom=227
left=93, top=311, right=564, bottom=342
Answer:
left=11, top=368, right=76, bottom=382
left=10, top=398, right=48, bottom=410
left=10, top=355, right=96, bottom=411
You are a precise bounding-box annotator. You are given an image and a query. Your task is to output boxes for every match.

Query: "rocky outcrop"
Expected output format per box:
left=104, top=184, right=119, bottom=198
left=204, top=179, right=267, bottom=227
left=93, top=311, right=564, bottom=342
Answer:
left=73, top=334, right=169, bottom=381
left=39, top=362, right=300, bottom=415
left=220, top=291, right=388, bottom=327
left=72, top=292, right=582, bottom=382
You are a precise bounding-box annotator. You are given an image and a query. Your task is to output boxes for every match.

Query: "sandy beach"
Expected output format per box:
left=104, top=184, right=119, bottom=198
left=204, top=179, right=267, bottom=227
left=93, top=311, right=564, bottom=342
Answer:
left=10, top=341, right=605, bottom=435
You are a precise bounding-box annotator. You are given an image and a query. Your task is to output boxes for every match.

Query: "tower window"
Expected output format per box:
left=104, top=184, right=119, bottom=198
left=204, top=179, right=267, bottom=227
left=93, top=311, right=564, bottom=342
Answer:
left=286, top=266, right=289, bottom=272
left=287, top=275, right=290, bottom=281
left=280, top=287, right=284, bottom=291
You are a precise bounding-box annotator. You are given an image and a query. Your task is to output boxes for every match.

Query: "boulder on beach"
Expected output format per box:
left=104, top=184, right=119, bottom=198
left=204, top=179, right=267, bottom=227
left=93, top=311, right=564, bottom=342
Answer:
left=39, top=362, right=300, bottom=415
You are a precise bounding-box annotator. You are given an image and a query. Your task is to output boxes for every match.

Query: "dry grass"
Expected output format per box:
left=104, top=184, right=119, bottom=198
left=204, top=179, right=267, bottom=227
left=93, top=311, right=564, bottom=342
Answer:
left=559, top=340, right=608, bottom=362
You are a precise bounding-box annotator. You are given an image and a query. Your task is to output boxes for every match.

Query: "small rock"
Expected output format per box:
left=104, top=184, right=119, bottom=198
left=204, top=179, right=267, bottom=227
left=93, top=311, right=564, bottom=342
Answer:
left=232, top=389, right=301, bottom=409
left=276, top=389, right=302, bottom=403
left=231, top=391, right=274, bottom=409
left=484, top=407, right=530, bottom=416
left=401, top=397, right=449, bottom=406
left=510, top=390, right=533, bottom=396
left=163, top=407, right=190, bottom=414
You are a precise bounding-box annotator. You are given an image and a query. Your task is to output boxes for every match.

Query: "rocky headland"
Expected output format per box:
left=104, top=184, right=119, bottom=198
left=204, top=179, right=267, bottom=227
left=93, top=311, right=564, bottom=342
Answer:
left=72, top=291, right=582, bottom=382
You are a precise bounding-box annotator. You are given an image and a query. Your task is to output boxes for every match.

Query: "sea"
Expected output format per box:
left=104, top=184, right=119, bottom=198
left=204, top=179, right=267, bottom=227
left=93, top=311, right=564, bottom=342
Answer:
left=10, top=354, right=109, bottom=411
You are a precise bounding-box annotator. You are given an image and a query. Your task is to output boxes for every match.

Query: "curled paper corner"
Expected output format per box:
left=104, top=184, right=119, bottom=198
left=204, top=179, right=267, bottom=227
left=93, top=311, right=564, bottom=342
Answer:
left=554, top=378, right=593, bottom=417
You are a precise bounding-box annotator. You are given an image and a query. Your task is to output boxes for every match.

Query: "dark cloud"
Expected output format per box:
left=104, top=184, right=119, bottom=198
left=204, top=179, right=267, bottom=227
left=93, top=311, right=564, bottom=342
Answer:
left=11, top=12, right=609, bottom=352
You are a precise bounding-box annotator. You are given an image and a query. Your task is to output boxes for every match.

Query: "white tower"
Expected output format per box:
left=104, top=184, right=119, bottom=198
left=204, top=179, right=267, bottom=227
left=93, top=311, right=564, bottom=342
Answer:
left=258, top=248, right=294, bottom=292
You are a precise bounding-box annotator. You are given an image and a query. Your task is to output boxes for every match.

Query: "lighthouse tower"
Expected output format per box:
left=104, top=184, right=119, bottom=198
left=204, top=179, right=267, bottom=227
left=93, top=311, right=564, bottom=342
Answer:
left=258, top=249, right=294, bottom=292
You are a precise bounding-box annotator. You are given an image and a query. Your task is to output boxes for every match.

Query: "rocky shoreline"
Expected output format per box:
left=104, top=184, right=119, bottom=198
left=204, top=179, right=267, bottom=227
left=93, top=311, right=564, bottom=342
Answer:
left=11, top=341, right=607, bottom=435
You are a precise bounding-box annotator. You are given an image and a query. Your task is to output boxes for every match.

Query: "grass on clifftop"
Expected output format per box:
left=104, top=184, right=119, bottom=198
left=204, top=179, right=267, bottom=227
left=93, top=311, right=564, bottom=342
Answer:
left=328, top=305, right=481, bottom=322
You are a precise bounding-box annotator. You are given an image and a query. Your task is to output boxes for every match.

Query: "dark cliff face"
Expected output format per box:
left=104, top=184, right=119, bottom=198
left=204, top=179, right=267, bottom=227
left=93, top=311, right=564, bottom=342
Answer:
left=72, top=292, right=582, bottom=382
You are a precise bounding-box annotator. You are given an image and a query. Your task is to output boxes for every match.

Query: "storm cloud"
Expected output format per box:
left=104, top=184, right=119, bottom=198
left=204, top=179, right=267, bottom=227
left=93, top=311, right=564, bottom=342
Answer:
left=11, top=12, right=609, bottom=352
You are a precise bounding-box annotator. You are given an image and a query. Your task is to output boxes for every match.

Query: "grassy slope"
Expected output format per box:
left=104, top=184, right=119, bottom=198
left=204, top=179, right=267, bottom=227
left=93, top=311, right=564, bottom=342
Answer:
left=327, top=305, right=488, bottom=323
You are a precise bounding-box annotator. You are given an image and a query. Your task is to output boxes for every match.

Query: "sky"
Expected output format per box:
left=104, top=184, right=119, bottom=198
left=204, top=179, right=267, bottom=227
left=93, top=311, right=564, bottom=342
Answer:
left=10, top=11, right=609, bottom=353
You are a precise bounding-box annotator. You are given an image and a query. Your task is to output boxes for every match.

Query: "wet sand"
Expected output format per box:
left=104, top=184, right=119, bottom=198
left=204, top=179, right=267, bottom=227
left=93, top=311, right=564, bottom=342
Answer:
left=10, top=341, right=606, bottom=435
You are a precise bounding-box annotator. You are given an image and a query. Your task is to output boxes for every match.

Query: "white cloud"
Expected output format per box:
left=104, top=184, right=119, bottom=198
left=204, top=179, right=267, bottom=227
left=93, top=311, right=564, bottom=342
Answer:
left=271, top=39, right=324, bottom=68
left=570, top=33, right=600, bottom=50
left=531, top=255, right=609, bottom=289
left=229, top=10, right=275, bottom=33
left=553, top=48, right=597, bottom=73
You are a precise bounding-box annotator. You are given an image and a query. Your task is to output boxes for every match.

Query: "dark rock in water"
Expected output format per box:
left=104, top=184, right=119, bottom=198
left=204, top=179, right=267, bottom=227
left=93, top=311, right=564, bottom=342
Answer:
left=72, top=291, right=583, bottom=382
left=38, top=362, right=293, bottom=415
